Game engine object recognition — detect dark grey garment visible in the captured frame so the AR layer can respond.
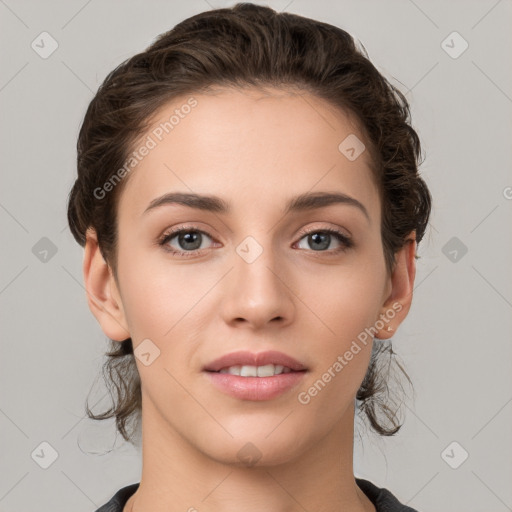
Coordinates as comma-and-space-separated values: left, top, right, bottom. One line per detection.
94, 478, 419, 512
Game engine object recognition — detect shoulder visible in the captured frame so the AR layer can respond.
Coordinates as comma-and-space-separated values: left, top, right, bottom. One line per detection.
93, 483, 140, 512
356, 478, 420, 512
93, 479, 417, 512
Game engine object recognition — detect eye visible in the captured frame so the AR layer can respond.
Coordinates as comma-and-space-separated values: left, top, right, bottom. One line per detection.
158, 226, 216, 257
157, 225, 354, 258
295, 227, 353, 254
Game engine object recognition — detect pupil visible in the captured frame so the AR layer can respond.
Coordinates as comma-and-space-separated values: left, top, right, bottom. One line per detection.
180, 231, 201, 250
310, 232, 329, 251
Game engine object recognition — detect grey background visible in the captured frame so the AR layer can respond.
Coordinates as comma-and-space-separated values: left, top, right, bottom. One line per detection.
0, 0, 511, 511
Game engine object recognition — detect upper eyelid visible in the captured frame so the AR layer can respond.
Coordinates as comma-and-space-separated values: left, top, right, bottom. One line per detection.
161, 223, 349, 236
162, 225, 214, 239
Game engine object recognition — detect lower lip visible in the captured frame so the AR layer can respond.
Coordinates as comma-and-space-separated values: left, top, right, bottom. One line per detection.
204, 371, 307, 401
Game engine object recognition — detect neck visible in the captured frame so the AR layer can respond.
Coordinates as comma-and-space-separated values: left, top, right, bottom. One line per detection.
126, 397, 374, 512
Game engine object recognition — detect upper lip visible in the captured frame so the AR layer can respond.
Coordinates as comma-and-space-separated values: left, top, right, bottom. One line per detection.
203, 350, 308, 372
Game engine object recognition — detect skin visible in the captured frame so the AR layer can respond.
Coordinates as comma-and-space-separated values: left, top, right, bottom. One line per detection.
83, 87, 416, 512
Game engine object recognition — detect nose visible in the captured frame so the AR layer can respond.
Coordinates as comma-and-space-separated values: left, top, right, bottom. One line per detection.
220, 238, 295, 330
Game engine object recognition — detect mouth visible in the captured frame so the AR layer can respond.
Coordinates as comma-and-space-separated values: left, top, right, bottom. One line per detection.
203, 350, 308, 401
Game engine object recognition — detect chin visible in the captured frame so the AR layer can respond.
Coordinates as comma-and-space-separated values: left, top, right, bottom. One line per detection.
200, 431, 308, 469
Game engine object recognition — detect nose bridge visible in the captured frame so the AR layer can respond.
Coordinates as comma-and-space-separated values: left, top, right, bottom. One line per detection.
235, 231, 282, 298
222, 229, 294, 327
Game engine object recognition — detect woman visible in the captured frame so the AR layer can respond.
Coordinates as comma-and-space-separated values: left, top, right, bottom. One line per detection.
67, 3, 431, 511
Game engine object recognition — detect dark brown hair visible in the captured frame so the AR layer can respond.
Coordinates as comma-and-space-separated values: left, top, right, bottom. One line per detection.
67, 2, 431, 443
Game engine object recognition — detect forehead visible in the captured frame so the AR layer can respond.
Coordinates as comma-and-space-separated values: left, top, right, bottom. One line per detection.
118, 87, 379, 222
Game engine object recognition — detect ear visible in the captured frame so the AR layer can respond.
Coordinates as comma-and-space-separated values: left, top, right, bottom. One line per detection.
83, 228, 130, 341
376, 231, 417, 339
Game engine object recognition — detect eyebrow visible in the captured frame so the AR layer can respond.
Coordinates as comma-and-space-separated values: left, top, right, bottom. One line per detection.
143, 191, 370, 222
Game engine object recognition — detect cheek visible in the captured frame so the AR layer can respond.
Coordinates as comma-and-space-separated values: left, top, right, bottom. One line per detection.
117, 251, 217, 349
115, 248, 177, 342
295, 271, 381, 413
296, 259, 386, 397
300, 262, 386, 343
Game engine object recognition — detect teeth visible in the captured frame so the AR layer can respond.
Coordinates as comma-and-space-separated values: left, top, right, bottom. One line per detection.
257, 364, 274, 377
227, 365, 241, 375
218, 364, 292, 376
241, 365, 258, 377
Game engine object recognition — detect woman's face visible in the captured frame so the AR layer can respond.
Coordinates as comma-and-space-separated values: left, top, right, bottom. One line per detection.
94, 87, 412, 465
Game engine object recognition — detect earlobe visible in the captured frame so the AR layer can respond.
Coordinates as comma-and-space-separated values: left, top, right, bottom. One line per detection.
83, 228, 130, 341
377, 232, 417, 339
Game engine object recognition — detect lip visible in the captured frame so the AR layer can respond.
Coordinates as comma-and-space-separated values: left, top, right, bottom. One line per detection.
203, 350, 307, 372
204, 371, 306, 401
202, 350, 308, 401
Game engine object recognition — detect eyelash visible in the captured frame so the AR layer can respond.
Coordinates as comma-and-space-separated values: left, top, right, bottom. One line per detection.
157, 225, 354, 258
